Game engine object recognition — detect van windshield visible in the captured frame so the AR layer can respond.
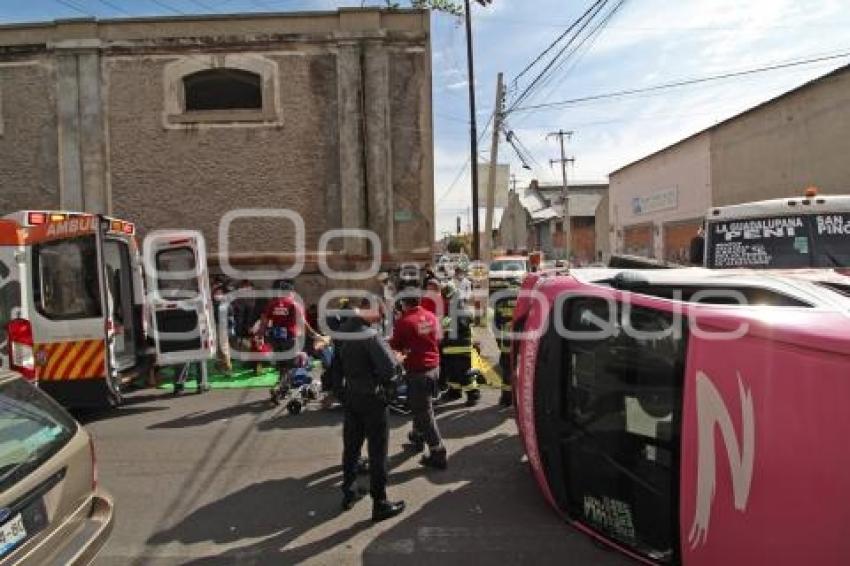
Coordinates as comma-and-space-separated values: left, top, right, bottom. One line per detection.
706, 213, 850, 269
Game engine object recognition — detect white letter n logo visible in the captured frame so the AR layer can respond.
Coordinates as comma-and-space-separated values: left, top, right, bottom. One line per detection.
688, 371, 755, 549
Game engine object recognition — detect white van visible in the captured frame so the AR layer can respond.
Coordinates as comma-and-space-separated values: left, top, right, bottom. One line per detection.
0, 211, 215, 407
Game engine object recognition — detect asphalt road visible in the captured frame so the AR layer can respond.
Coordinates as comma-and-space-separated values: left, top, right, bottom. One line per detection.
79, 385, 628, 566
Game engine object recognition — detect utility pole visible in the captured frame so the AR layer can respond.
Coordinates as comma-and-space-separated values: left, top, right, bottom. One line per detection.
483, 72, 505, 263
464, 0, 480, 260
548, 130, 575, 262
510, 173, 517, 193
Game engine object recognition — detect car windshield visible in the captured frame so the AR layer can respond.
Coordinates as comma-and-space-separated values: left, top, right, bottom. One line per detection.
0, 378, 76, 492
490, 260, 526, 272
706, 213, 850, 269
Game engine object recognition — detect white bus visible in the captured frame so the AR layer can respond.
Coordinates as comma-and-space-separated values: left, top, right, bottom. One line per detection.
692, 189, 850, 270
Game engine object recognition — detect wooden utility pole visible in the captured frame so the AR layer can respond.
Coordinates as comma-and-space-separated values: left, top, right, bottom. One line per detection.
483, 72, 505, 263
548, 130, 575, 262
464, 0, 480, 260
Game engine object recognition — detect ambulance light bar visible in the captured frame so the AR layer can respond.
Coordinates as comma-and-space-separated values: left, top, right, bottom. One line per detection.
109, 220, 136, 236
26, 211, 72, 226
26, 212, 47, 226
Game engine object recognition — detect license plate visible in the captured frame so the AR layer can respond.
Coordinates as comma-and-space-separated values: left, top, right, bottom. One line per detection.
0, 513, 27, 556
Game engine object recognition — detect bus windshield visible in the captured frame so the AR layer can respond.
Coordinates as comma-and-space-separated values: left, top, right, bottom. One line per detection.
705, 212, 850, 269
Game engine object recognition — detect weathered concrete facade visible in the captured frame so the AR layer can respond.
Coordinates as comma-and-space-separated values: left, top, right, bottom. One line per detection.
609, 132, 711, 260
0, 9, 433, 259
609, 65, 850, 261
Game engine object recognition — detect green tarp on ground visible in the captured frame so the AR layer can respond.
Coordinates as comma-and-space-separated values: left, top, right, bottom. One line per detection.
157, 361, 279, 391
156, 359, 324, 391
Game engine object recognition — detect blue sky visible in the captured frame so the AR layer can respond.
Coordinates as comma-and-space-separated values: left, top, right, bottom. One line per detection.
3, 0, 850, 237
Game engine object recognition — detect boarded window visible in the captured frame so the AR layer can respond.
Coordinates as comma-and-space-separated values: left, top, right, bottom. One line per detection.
183, 69, 262, 112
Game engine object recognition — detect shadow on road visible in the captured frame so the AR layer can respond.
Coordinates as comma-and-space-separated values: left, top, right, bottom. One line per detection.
146, 397, 274, 430
73, 392, 172, 424
143, 427, 609, 566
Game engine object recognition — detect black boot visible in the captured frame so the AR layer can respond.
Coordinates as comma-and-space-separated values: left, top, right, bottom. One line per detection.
499, 390, 513, 407
420, 447, 448, 470
372, 499, 405, 522
173, 382, 185, 396
341, 488, 365, 511
465, 389, 481, 407
403, 431, 425, 453
443, 388, 462, 402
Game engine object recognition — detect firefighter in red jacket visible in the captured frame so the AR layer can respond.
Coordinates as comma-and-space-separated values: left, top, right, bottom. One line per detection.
390, 290, 447, 470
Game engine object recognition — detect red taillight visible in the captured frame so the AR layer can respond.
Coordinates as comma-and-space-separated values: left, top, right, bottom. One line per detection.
7, 318, 35, 380
89, 435, 98, 490
27, 212, 46, 226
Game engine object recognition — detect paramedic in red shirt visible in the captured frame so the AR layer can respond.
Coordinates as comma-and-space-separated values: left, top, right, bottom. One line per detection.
390, 290, 447, 470
260, 279, 321, 401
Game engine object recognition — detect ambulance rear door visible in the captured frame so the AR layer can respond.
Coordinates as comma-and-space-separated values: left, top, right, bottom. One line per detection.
142, 230, 215, 366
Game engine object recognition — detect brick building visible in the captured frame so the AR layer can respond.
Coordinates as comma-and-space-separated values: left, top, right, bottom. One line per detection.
0, 8, 434, 274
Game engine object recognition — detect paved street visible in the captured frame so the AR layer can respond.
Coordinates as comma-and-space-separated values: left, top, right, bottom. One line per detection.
79, 385, 628, 565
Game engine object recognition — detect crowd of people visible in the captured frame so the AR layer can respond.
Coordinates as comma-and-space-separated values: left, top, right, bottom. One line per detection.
191, 265, 488, 522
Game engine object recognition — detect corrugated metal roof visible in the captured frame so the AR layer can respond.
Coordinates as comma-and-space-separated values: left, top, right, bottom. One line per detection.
530, 207, 559, 222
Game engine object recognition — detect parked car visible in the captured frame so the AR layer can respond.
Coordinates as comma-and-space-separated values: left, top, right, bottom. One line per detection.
0, 370, 113, 565
487, 255, 529, 296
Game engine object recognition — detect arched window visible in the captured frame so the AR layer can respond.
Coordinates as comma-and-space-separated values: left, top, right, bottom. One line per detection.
183, 68, 262, 112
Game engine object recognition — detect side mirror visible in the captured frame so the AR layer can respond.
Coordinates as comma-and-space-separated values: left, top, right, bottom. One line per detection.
689, 235, 705, 265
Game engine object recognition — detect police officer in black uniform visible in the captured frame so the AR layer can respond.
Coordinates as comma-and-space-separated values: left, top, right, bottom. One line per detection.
333, 300, 406, 522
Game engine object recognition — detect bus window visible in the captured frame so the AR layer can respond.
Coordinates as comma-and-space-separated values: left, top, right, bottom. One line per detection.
706, 213, 850, 269
812, 213, 850, 267
706, 215, 812, 269
560, 297, 685, 563
33, 236, 102, 320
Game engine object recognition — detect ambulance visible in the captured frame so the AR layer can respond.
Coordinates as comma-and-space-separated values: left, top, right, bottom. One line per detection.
0, 210, 215, 408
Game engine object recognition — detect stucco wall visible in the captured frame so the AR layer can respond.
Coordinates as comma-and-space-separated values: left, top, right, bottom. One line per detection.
711, 69, 850, 205
0, 60, 59, 212
106, 51, 339, 254
389, 47, 432, 253
609, 132, 711, 258
595, 193, 609, 262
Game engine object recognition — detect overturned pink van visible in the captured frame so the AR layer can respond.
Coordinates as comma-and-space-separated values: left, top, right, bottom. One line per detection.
512, 268, 850, 565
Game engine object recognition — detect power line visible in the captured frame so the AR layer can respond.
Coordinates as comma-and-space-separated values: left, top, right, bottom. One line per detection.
52, 0, 92, 16
436, 112, 494, 205
95, 0, 133, 16
511, 50, 850, 113
510, 0, 606, 88
147, 0, 184, 15
522, 0, 627, 116
508, 0, 611, 112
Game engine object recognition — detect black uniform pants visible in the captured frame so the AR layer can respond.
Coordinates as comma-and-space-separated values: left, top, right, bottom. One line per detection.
407, 368, 444, 450
342, 393, 389, 502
